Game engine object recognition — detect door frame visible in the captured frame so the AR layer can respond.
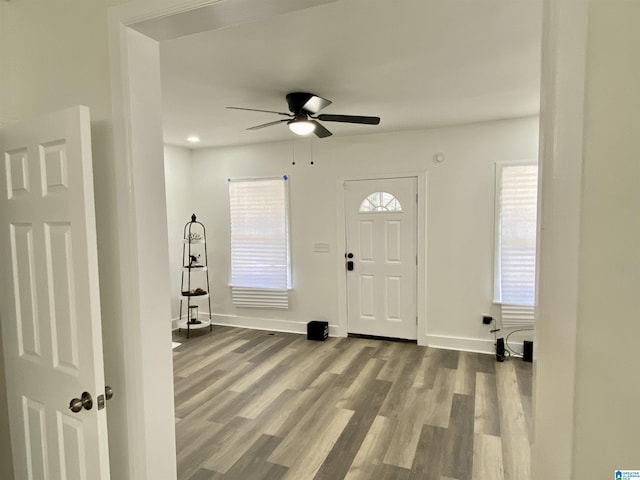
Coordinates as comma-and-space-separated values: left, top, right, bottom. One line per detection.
336, 172, 427, 346
107, 15, 177, 480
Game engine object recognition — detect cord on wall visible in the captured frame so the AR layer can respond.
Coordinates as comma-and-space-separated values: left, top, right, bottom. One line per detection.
505, 327, 534, 357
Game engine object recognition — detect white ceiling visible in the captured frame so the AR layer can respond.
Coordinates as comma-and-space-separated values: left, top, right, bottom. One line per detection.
158, 0, 542, 149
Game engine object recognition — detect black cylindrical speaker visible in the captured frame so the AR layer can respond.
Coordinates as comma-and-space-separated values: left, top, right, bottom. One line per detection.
496, 338, 505, 362
523, 340, 533, 362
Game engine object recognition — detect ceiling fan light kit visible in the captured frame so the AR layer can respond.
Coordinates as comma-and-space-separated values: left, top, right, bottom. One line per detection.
227, 92, 381, 138
288, 119, 316, 135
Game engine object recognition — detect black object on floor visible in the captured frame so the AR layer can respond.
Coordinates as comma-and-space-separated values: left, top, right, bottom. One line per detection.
523, 340, 533, 362
496, 338, 506, 362
307, 321, 328, 341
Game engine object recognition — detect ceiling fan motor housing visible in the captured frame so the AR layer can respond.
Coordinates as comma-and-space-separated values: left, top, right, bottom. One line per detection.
291, 112, 310, 123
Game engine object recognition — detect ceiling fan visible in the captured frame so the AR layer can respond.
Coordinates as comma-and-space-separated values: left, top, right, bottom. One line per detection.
227, 92, 381, 138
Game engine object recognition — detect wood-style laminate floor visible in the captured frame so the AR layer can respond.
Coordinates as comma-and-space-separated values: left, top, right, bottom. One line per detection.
173, 326, 532, 480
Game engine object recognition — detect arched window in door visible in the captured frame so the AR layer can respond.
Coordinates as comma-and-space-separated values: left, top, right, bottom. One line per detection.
359, 191, 403, 213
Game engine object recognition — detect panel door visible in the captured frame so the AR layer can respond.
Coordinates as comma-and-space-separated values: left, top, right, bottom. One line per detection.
0, 106, 110, 479
345, 177, 417, 340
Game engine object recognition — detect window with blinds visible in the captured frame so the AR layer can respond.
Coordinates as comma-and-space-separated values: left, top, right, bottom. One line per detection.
494, 162, 538, 314
228, 176, 291, 308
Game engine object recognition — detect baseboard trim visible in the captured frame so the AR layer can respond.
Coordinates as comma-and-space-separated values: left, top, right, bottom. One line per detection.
425, 335, 495, 355
213, 314, 308, 335
172, 314, 341, 337
170, 317, 514, 356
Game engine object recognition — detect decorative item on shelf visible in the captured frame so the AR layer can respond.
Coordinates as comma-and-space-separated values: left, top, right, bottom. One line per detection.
178, 213, 213, 338
188, 305, 200, 325
188, 254, 201, 267
181, 288, 207, 296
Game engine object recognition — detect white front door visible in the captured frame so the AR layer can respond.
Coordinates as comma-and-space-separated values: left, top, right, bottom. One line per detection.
345, 177, 418, 340
0, 106, 110, 479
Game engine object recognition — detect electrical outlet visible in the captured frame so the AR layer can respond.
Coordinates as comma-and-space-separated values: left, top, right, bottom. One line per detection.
482, 315, 493, 325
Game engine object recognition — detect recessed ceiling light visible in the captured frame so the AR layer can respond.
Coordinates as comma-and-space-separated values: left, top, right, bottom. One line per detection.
187, 135, 200, 143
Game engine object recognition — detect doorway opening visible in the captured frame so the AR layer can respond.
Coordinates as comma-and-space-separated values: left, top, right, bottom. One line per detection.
108, 0, 564, 477
343, 177, 419, 340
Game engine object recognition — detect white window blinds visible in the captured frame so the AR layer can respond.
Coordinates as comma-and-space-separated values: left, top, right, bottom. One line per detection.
495, 163, 538, 308
228, 176, 291, 308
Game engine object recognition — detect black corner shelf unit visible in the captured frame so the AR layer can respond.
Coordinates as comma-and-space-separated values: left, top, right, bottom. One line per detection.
178, 214, 213, 338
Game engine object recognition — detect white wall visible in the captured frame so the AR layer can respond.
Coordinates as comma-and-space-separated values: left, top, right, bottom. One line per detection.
164, 145, 194, 319
532, 1, 640, 478
165, 116, 539, 351
571, 1, 640, 476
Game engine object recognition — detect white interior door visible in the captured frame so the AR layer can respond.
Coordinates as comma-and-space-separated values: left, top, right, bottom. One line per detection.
0, 106, 110, 479
345, 177, 418, 340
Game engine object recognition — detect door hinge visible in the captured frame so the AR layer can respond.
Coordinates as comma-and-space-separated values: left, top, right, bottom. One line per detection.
416, 193, 418, 204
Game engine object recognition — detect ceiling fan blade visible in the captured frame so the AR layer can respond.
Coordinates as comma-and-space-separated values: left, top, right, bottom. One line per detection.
301, 95, 332, 114
316, 114, 380, 125
311, 120, 332, 138
227, 106, 291, 116
286, 92, 332, 114
246, 119, 289, 130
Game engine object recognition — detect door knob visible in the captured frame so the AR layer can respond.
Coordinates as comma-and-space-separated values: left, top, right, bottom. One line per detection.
346, 252, 355, 271
105, 385, 114, 401
69, 392, 93, 413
